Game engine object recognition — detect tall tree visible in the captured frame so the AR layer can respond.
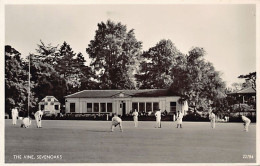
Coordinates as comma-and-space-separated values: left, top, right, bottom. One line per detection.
74, 52, 97, 91
56, 42, 97, 93
5, 45, 35, 115
86, 20, 142, 89
136, 39, 181, 89
238, 72, 256, 90
171, 47, 226, 111
29, 53, 67, 107
34, 40, 59, 65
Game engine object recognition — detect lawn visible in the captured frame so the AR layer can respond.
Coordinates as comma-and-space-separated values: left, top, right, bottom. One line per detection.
5, 119, 256, 163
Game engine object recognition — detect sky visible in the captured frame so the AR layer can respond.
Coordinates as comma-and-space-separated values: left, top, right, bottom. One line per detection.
5, 4, 256, 87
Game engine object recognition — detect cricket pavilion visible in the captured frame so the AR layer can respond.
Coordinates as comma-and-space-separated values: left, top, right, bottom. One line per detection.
64, 89, 188, 116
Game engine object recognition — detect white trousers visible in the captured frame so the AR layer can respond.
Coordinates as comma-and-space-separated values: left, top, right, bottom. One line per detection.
244, 122, 250, 131
156, 118, 161, 127
35, 116, 42, 128
211, 120, 215, 128
177, 119, 182, 125
133, 117, 138, 127
12, 115, 17, 125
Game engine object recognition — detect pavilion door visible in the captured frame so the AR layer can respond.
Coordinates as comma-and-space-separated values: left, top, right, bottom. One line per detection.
122, 103, 126, 116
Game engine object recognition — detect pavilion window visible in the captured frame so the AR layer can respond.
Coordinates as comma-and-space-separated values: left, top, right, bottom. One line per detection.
107, 103, 112, 112
100, 103, 106, 112
139, 103, 145, 112
70, 103, 75, 113
132, 102, 138, 111
94, 103, 99, 112
170, 102, 177, 112
87, 103, 92, 112
146, 102, 152, 112
153, 102, 159, 112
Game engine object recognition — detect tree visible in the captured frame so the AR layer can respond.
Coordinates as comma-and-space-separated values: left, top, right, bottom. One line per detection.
170, 47, 226, 111
29, 53, 67, 107
5, 45, 35, 115
56, 41, 97, 93
34, 40, 59, 65
238, 72, 256, 90
72, 52, 97, 91
136, 39, 181, 89
86, 20, 142, 89
31, 41, 96, 105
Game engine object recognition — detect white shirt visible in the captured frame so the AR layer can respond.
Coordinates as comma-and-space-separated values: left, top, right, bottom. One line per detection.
177, 112, 183, 119
132, 112, 138, 117
155, 111, 161, 119
209, 113, 215, 120
35, 110, 43, 119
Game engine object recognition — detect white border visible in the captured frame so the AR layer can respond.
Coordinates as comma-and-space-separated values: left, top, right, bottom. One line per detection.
1, 0, 259, 166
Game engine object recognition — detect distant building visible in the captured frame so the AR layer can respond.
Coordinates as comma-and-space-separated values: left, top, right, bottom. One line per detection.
227, 87, 256, 117
227, 87, 256, 104
64, 89, 187, 116
38, 96, 61, 115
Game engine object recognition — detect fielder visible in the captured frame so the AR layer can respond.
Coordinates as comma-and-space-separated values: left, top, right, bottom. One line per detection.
176, 111, 183, 128
209, 111, 216, 129
111, 113, 123, 132
11, 107, 19, 125
21, 117, 31, 128
241, 115, 251, 132
34, 109, 43, 128
132, 109, 138, 127
155, 109, 162, 128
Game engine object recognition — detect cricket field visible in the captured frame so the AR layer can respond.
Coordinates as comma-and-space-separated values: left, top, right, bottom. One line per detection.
5, 119, 256, 163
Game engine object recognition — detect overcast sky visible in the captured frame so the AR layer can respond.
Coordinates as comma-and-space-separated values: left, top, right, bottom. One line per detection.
5, 4, 256, 87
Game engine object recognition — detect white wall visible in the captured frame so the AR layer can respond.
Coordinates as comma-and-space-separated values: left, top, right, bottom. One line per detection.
65, 96, 182, 114
39, 97, 60, 114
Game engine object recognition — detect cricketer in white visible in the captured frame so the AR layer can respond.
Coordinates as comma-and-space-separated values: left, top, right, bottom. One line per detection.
132, 109, 138, 127
111, 113, 123, 132
11, 107, 19, 125
155, 109, 161, 128
34, 109, 43, 128
241, 115, 251, 132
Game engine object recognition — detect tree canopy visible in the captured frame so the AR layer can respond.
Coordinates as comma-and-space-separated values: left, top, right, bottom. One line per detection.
170, 47, 226, 111
136, 39, 181, 89
5, 19, 233, 116
238, 72, 256, 90
86, 20, 142, 89
5, 46, 32, 115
